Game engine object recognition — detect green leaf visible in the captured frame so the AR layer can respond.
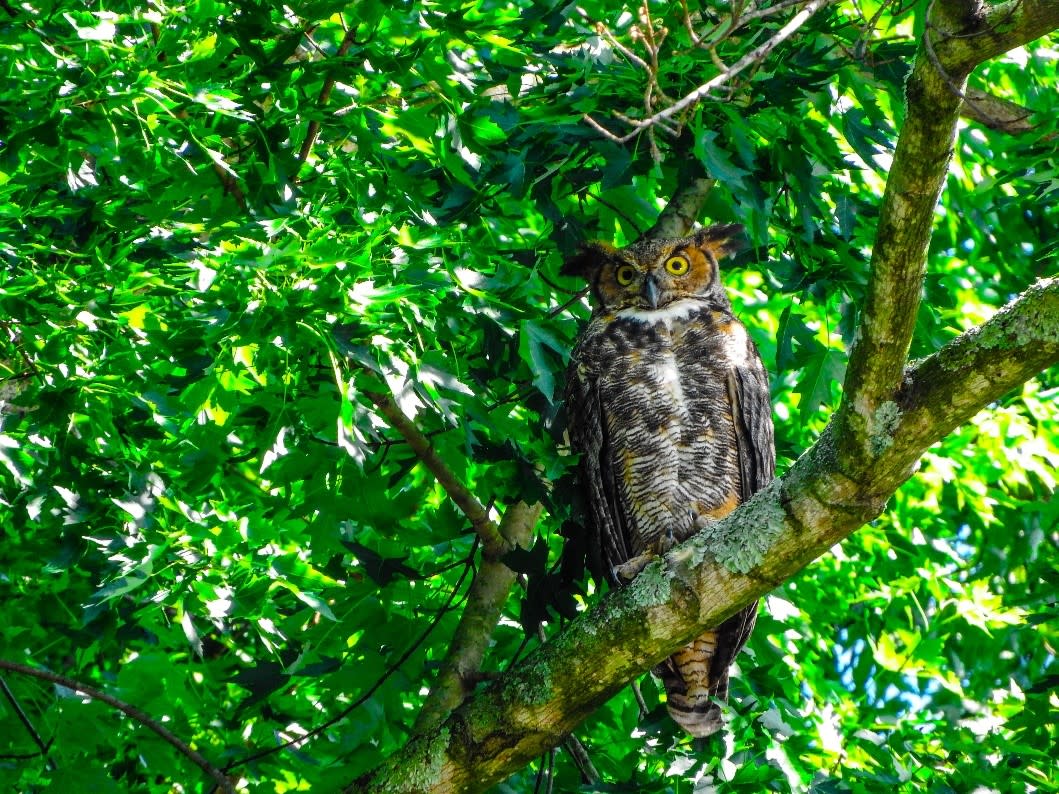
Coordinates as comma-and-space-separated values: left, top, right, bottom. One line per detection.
519, 319, 567, 403
795, 348, 846, 422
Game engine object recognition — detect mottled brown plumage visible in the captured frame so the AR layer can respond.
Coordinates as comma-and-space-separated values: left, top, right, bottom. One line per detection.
564, 224, 775, 737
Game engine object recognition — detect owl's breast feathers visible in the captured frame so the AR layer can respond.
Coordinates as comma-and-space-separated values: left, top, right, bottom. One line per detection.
570, 299, 762, 559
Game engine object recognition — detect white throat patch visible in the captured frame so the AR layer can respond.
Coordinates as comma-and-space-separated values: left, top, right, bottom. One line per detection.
614, 298, 704, 326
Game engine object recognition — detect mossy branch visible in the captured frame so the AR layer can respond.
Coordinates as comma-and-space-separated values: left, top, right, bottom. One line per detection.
933, 0, 1059, 76
837, 0, 1057, 469
412, 500, 542, 736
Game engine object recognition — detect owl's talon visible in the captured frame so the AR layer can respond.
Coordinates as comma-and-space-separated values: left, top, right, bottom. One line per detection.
657, 531, 676, 554
613, 552, 655, 583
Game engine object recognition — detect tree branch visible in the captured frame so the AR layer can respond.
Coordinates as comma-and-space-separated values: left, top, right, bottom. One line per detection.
0, 674, 53, 763
933, 0, 1059, 76
412, 500, 542, 735
644, 140, 715, 239
364, 389, 509, 556
348, 278, 1059, 794
587, 0, 839, 142
0, 659, 232, 793
961, 88, 1041, 135
297, 25, 361, 168
836, 0, 1056, 469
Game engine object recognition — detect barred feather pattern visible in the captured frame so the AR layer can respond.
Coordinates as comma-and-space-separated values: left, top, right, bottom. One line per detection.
564, 227, 775, 738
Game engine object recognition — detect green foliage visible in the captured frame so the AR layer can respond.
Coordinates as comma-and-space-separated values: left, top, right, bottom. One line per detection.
0, 0, 1056, 791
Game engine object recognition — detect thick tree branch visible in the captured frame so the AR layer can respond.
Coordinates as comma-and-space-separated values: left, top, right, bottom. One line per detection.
364, 390, 509, 556
0, 659, 232, 793
839, 9, 965, 464
412, 500, 542, 735
933, 0, 1059, 76
896, 278, 1059, 459
349, 279, 1059, 794
838, 0, 1058, 468
961, 88, 1039, 135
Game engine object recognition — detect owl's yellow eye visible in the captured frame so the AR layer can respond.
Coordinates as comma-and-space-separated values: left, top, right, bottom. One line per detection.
665, 255, 690, 276
615, 265, 637, 286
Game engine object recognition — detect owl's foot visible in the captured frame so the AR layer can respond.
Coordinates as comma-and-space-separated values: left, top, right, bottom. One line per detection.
691, 509, 714, 531
612, 552, 656, 583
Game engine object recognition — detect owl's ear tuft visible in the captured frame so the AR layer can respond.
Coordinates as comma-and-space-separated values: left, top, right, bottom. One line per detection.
691, 224, 746, 261
561, 242, 617, 280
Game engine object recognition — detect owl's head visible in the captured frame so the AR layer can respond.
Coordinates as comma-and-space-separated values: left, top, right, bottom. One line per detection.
562, 224, 745, 314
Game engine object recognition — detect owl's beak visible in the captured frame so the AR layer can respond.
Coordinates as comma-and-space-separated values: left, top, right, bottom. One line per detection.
643, 274, 660, 309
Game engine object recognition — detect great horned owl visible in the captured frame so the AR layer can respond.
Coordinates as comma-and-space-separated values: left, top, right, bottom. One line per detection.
563, 224, 775, 737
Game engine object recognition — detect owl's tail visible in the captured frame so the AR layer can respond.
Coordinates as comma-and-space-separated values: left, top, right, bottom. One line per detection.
655, 602, 758, 737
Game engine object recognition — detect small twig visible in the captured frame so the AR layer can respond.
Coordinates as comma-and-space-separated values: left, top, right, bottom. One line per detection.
587, 192, 645, 237
225, 550, 476, 771
581, 112, 625, 143
631, 678, 650, 719
363, 389, 509, 556
0, 659, 232, 792
679, 0, 705, 46
588, 18, 651, 71
0, 675, 54, 766
704, 0, 811, 41
546, 286, 591, 319
297, 25, 361, 167
562, 735, 600, 785
960, 89, 1040, 136
536, 269, 582, 297
588, 0, 837, 142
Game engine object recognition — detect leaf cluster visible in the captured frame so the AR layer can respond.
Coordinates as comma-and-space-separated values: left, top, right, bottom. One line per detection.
0, 0, 1056, 791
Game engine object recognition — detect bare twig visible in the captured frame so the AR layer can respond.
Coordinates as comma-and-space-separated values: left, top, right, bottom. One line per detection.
562, 735, 600, 785
961, 89, 1040, 135
587, 0, 838, 142
0, 675, 54, 765
545, 286, 592, 319
363, 389, 509, 556
0, 659, 232, 793
297, 25, 361, 168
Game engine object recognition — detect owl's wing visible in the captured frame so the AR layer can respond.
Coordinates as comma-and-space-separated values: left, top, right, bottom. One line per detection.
564, 360, 632, 586
705, 347, 777, 684
727, 350, 776, 499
